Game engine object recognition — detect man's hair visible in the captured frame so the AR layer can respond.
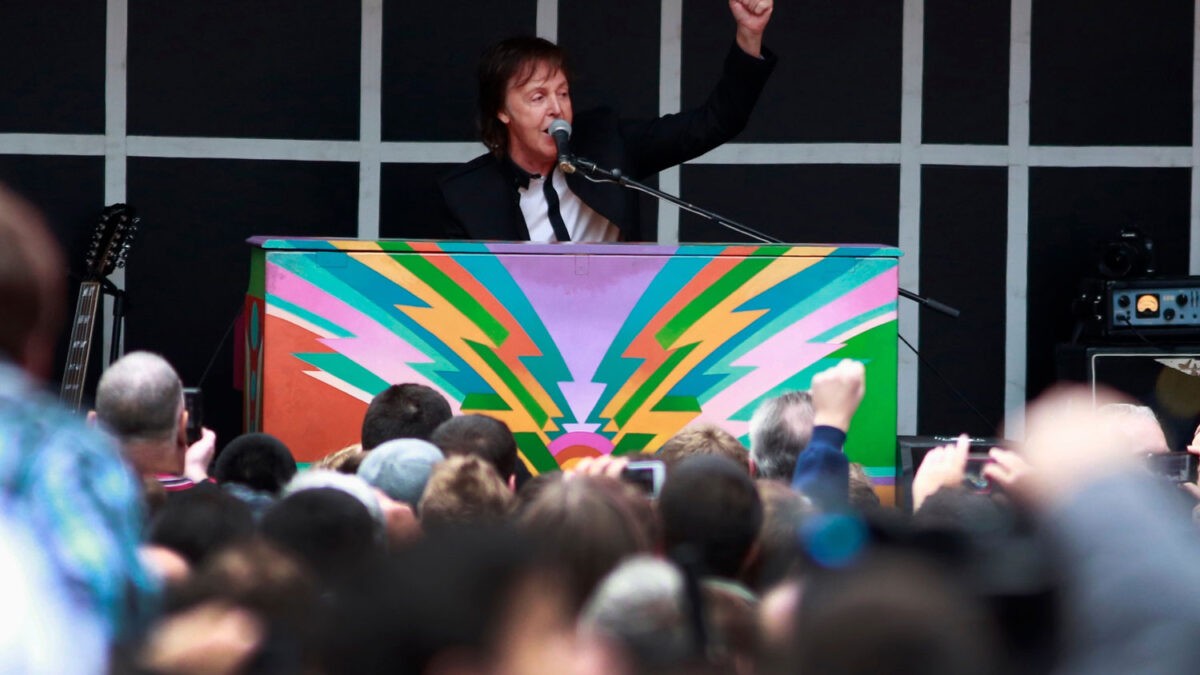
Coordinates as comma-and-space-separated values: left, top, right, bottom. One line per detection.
361, 383, 452, 449
95, 351, 184, 444
477, 36, 572, 158
418, 456, 515, 533
1098, 402, 1169, 452
847, 462, 881, 512
0, 183, 64, 365
579, 556, 692, 669
261, 487, 383, 589
657, 423, 750, 474
748, 479, 814, 591
658, 455, 763, 580
431, 414, 518, 480
147, 487, 255, 567
518, 475, 655, 611
212, 432, 297, 494
748, 391, 815, 480
314, 443, 366, 474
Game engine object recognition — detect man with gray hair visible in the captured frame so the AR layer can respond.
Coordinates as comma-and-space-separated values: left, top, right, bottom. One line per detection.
748, 390, 815, 480
1098, 402, 1171, 454
95, 351, 214, 494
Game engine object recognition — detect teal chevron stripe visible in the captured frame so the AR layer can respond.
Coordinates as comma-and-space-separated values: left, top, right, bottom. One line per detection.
809, 302, 897, 343
614, 343, 698, 427
270, 254, 493, 401
464, 339, 549, 428
292, 352, 390, 398
656, 256, 773, 350
454, 254, 575, 426
386, 244, 509, 348
266, 293, 354, 338
588, 256, 711, 430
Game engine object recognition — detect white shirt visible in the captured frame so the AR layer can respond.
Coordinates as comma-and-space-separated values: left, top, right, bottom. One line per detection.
519, 168, 619, 243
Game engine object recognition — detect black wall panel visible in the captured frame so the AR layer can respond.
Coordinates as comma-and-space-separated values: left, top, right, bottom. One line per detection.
1030, 0, 1192, 146
918, 166, 1008, 436
1027, 168, 1191, 400
0, 155, 105, 395
0, 2, 105, 134
682, 0, 902, 143
559, 2, 660, 121
126, 158, 358, 449
678, 164, 899, 245
380, 163, 458, 239
129, 0, 361, 139
381, 0, 536, 141
923, 0, 1009, 145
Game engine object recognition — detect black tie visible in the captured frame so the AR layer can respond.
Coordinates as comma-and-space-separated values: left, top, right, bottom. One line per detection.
541, 168, 571, 242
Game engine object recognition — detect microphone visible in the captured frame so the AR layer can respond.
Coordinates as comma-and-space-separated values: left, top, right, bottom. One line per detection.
548, 118, 575, 174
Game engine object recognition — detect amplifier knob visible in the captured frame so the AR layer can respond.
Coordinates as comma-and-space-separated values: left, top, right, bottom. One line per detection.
1179, 294, 1189, 306
1165, 308, 1176, 321
1118, 295, 1131, 308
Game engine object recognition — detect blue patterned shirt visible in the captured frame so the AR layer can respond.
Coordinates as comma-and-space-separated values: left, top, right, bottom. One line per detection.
0, 361, 159, 644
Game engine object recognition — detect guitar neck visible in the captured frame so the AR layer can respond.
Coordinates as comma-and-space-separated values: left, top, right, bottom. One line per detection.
59, 281, 103, 411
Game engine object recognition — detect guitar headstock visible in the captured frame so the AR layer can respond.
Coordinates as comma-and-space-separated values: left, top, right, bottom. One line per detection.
85, 203, 139, 280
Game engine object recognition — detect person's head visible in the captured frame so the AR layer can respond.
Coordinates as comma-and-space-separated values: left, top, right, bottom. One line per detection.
314, 443, 365, 474
418, 455, 515, 533
518, 475, 655, 611
747, 479, 814, 592
847, 462, 881, 511
477, 36, 573, 170
748, 391, 815, 479
0, 183, 64, 378
318, 528, 580, 675
356, 438, 444, 508
94, 351, 187, 475
361, 383, 452, 449
579, 555, 692, 672
283, 469, 385, 528
212, 433, 297, 494
148, 488, 255, 567
788, 552, 998, 675
658, 455, 763, 580
431, 414, 519, 486
1098, 402, 1170, 454
260, 488, 382, 589
657, 423, 751, 475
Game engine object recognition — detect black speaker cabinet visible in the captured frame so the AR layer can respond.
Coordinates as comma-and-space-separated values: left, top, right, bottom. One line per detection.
896, 435, 1005, 513
1056, 344, 1200, 452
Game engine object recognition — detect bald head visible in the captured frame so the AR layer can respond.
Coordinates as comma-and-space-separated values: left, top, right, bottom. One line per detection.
96, 351, 184, 445
0, 183, 65, 377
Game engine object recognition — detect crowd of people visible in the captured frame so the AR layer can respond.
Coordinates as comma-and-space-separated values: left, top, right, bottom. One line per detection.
7, 180, 1200, 675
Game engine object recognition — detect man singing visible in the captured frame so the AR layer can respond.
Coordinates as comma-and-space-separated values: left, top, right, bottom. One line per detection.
439, 0, 776, 242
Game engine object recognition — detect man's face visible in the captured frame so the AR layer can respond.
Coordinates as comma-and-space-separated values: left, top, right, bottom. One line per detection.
498, 62, 572, 173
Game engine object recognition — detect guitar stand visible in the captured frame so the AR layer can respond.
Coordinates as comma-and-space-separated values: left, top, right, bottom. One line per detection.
99, 278, 127, 365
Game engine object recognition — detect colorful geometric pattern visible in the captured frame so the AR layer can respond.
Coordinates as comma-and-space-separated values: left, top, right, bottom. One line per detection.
244, 239, 899, 483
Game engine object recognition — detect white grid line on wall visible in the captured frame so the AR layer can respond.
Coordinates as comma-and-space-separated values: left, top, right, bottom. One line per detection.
1005, 0, 1033, 439
897, 0, 924, 436
358, 0, 384, 240
657, 0, 684, 245
102, 0, 129, 368
4, 0, 1199, 428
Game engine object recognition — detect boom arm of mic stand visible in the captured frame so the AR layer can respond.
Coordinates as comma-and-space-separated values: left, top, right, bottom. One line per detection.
572, 158, 783, 245
570, 155, 960, 318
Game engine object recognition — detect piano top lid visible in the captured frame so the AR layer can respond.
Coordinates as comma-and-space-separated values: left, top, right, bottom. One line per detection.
247, 237, 902, 258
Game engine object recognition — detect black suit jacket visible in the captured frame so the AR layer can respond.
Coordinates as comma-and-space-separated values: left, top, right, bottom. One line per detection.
438, 43, 776, 242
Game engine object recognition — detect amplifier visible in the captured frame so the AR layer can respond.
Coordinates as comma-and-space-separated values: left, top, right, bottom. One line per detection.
1104, 277, 1200, 334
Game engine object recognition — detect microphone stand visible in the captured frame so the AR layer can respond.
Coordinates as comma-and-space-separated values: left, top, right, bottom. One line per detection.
567, 154, 961, 318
